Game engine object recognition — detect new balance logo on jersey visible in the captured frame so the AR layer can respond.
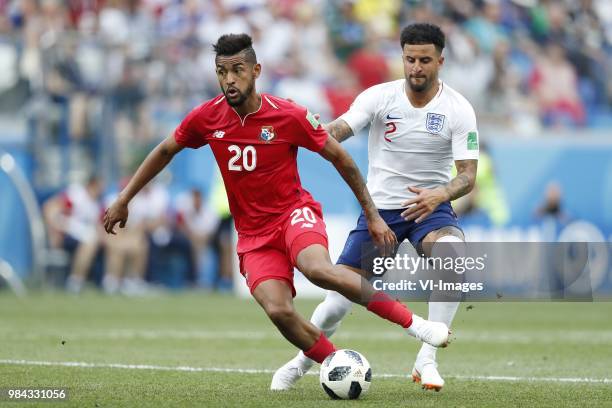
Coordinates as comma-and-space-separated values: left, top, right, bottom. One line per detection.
426, 113, 445, 134
213, 130, 225, 138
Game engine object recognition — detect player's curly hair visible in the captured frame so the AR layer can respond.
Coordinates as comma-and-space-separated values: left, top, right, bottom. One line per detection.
213, 33, 257, 64
400, 23, 445, 53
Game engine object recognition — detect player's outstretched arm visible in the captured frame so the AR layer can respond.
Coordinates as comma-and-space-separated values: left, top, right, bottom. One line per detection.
401, 159, 477, 223
319, 135, 397, 254
103, 134, 184, 234
324, 118, 354, 143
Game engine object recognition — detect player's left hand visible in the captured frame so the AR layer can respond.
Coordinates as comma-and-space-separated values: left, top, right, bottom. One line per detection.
367, 215, 398, 256
401, 186, 448, 223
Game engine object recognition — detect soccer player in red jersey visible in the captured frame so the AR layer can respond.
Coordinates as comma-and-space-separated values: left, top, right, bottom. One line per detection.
103, 34, 449, 370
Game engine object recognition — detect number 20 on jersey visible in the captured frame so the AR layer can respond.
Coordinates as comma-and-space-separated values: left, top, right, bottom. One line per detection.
228, 145, 257, 171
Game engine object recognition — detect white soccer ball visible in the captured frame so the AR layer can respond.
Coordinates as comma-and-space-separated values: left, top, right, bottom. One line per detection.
320, 349, 371, 399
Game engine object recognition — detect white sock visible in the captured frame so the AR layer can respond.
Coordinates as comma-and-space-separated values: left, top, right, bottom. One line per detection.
296, 290, 352, 366
418, 236, 463, 363
417, 301, 460, 362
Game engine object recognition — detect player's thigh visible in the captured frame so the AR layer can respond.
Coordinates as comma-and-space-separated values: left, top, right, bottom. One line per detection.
239, 247, 296, 297
293, 243, 335, 283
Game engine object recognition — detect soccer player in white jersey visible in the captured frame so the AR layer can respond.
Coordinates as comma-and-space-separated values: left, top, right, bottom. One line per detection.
272, 23, 478, 392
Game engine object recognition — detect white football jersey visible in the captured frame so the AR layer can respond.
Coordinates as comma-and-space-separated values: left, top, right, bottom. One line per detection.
340, 79, 479, 209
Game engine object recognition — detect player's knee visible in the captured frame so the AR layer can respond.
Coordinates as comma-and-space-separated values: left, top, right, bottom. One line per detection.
265, 303, 296, 327
432, 235, 466, 259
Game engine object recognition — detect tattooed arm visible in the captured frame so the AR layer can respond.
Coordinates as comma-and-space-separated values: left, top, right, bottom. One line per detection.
323, 118, 354, 143
400, 160, 478, 223
443, 160, 478, 201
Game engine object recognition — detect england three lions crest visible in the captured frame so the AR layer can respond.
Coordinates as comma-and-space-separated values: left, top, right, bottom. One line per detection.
426, 113, 445, 134
260, 126, 275, 142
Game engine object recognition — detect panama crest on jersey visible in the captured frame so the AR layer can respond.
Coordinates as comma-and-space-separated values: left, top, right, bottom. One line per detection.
260, 126, 275, 142
426, 112, 445, 134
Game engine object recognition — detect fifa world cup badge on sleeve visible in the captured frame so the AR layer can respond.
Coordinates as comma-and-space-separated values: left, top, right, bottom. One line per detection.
426, 112, 445, 134
260, 126, 275, 142
306, 110, 320, 129
467, 131, 479, 150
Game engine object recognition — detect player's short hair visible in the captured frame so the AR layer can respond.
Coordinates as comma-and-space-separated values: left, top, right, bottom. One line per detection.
400, 23, 445, 53
213, 33, 257, 64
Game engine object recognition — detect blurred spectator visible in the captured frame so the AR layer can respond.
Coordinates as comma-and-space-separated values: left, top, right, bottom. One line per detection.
442, 27, 495, 110
43, 176, 103, 293
535, 181, 570, 223
529, 42, 586, 126
175, 188, 219, 287
275, 68, 333, 121
464, 0, 508, 54
346, 30, 391, 90
291, 1, 335, 82
324, 64, 359, 119
102, 181, 150, 295
353, 0, 400, 39
139, 181, 192, 289
209, 172, 234, 291
326, 0, 366, 61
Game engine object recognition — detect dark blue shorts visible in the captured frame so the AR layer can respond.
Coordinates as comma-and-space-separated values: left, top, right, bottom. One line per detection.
336, 202, 461, 269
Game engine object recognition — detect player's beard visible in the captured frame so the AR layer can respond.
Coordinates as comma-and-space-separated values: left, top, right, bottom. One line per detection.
408, 75, 431, 93
224, 82, 254, 107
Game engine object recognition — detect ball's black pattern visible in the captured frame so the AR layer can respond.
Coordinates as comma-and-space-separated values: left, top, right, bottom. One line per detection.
328, 366, 351, 381
321, 383, 341, 399
347, 381, 362, 399
343, 350, 364, 365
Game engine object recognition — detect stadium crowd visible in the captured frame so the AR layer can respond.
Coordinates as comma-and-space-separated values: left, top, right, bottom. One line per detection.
0, 0, 610, 291
0, 0, 610, 171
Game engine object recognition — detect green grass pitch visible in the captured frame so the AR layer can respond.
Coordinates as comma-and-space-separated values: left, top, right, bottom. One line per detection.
1, 292, 611, 407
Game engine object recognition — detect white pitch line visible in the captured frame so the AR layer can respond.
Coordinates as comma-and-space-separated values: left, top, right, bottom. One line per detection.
3, 329, 612, 344
0, 359, 611, 384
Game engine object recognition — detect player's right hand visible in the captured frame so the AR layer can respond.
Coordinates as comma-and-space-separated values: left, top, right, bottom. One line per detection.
367, 215, 398, 257
103, 200, 129, 235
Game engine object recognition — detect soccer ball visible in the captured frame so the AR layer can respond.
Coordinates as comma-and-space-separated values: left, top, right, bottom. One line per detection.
320, 349, 371, 399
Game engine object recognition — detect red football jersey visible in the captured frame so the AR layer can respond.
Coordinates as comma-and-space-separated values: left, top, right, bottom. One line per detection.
174, 93, 329, 238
